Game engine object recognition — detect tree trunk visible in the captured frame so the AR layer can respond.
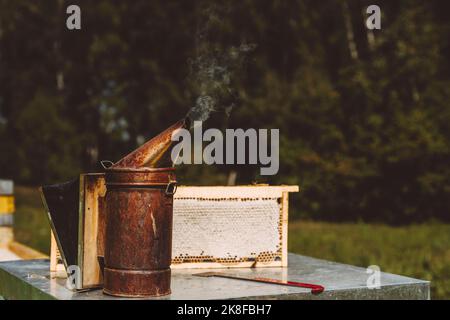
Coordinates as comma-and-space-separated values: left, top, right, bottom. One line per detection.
342, 1, 359, 61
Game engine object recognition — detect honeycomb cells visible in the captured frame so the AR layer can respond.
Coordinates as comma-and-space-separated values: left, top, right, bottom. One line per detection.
172, 197, 283, 265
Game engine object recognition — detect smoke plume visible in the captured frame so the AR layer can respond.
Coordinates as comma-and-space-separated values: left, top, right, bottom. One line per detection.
186, 3, 255, 127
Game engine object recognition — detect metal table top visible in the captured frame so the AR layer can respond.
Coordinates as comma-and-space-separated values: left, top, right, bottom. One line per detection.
0, 253, 429, 300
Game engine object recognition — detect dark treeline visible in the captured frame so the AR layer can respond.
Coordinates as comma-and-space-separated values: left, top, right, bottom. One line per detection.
0, 0, 449, 223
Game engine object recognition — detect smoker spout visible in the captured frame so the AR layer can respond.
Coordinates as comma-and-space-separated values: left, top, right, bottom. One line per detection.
112, 119, 187, 168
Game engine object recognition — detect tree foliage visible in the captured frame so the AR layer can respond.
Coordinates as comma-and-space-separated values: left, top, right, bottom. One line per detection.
0, 0, 449, 223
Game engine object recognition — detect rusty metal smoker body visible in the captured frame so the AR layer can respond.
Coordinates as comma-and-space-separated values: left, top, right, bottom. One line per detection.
103, 167, 176, 297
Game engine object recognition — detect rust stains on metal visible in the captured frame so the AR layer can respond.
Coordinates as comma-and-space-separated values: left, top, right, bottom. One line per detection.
103, 268, 171, 297
111, 119, 186, 169
103, 167, 175, 297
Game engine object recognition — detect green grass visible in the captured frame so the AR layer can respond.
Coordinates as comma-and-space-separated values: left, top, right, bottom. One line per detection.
289, 221, 450, 300
13, 186, 51, 255
10, 186, 450, 299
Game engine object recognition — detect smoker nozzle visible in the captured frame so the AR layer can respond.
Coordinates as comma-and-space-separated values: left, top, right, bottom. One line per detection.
111, 118, 187, 169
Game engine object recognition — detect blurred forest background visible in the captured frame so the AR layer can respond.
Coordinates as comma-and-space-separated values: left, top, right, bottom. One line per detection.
1, 0, 450, 299
1, 0, 449, 224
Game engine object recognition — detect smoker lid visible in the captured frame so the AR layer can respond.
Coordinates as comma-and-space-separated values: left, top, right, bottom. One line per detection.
104, 167, 176, 187
105, 167, 176, 172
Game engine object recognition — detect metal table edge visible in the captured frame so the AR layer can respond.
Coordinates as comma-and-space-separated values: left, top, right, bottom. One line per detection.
0, 259, 56, 300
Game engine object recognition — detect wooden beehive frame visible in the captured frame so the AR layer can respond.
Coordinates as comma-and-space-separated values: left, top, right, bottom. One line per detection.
171, 185, 298, 269
49, 184, 298, 288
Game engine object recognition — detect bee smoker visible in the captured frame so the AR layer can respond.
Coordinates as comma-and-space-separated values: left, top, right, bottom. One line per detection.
102, 120, 184, 297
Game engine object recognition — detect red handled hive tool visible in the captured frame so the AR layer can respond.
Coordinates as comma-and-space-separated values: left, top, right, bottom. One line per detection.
194, 272, 325, 294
